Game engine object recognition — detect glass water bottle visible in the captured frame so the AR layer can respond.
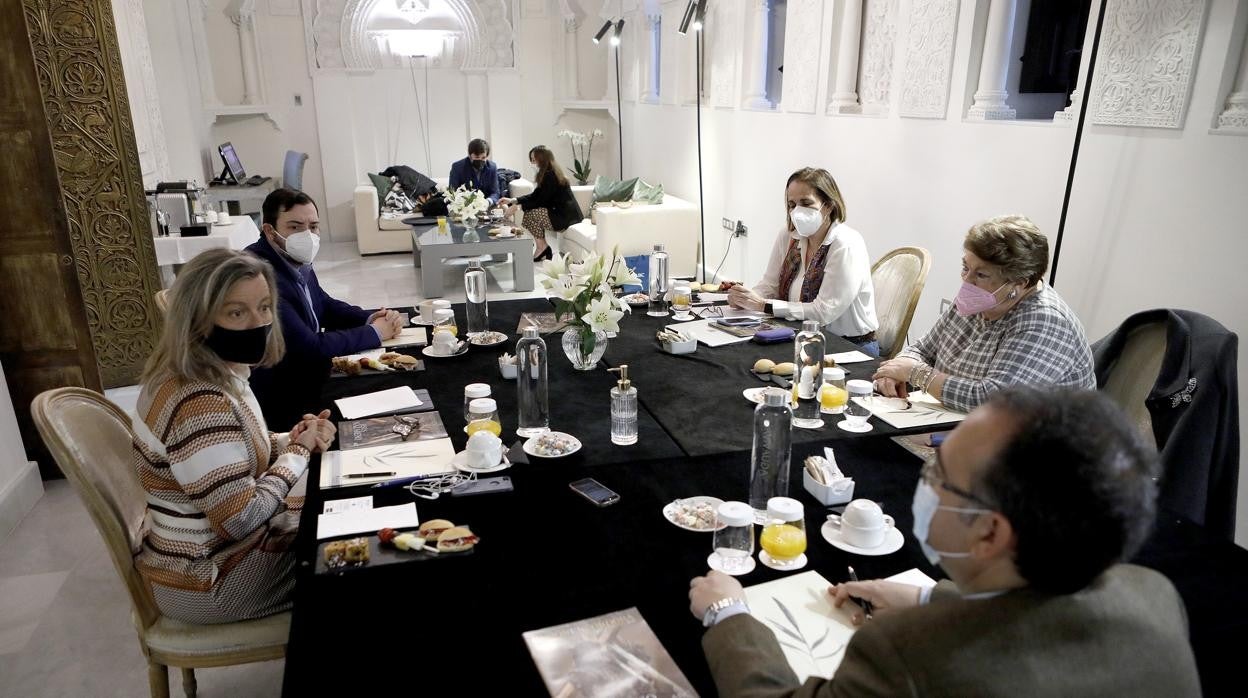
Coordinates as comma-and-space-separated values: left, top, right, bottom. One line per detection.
464, 259, 489, 335
516, 327, 550, 437
748, 388, 793, 523
792, 320, 825, 429
647, 244, 669, 317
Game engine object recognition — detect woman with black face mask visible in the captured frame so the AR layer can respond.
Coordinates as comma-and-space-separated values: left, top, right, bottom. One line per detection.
131, 249, 336, 624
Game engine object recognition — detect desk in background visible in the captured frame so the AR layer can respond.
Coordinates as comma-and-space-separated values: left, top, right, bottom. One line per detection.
151, 216, 259, 286
205, 180, 275, 217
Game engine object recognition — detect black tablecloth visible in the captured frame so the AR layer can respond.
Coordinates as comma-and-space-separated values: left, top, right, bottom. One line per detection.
284, 299, 1248, 697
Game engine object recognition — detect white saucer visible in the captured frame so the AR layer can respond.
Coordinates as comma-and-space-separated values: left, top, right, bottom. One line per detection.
522, 432, 582, 458
742, 387, 769, 405
820, 520, 904, 556
491, 231, 516, 239
422, 343, 468, 358
759, 551, 808, 571
451, 450, 510, 474
836, 419, 873, 433
467, 331, 508, 347
708, 552, 756, 576
662, 496, 726, 532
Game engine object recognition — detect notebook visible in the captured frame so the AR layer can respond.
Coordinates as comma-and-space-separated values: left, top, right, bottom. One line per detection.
318, 437, 456, 489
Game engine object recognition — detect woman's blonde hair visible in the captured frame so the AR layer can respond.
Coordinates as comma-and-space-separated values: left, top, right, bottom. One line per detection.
964, 215, 1050, 286
142, 249, 285, 392
785, 168, 847, 231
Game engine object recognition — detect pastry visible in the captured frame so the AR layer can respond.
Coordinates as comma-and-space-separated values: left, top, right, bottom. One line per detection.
701, 283, 719, 293
344, 537, 370, 563
772, 362, 796, 377
753, 359, 776, 374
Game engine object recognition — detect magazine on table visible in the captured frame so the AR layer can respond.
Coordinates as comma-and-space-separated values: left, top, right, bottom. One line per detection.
523, 607, 697, 697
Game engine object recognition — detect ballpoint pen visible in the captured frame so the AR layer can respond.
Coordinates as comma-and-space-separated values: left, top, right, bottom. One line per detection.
344, 471, 395, 479
847, 566, 874, 618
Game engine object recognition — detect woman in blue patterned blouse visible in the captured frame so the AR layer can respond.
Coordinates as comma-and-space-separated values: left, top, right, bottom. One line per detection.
873, 215, 1096, 412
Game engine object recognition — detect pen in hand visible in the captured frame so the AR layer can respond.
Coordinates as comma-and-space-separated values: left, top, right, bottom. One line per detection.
848, 566, 874, 618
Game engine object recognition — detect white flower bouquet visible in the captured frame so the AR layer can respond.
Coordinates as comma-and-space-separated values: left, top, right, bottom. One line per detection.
535, 245, 641, 361
442, 184, 490, 223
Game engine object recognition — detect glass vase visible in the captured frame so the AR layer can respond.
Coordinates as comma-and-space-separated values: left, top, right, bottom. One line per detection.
461, 216, 480, 243
561, 326, 608, 371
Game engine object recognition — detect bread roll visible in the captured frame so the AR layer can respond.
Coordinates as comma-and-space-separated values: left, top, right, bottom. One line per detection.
772, 362, 796, 376
753, 359, 775, 374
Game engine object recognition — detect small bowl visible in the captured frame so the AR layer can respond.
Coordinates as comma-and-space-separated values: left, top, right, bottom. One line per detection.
499, 360, 517, 379
660, 338, 697, 355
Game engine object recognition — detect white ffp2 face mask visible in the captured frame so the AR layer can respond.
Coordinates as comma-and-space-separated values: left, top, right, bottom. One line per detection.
278, 229, 320, 264
790, 206, 824, 238
911, 480, 990, 566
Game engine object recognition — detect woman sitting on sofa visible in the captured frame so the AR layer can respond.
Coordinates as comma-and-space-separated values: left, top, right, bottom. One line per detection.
500, 145, 584, 261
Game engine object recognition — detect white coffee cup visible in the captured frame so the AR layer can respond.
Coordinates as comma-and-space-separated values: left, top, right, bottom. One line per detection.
205, 210, 218, 224
828, 499, 894, 548
419, 299, 452, 324
465, 431, 503, 469
217, 212, 232, 225
432, 330, 458, 353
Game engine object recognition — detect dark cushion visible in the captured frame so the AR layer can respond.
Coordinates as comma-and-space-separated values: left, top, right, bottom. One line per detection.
381, 165, 438, 198
367, 173, 391, 214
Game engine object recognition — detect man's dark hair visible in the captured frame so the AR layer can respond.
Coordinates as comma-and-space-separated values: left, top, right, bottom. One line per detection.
262, 188, 317, 228
468, 138, 490, 156
976, 388, 1159, 594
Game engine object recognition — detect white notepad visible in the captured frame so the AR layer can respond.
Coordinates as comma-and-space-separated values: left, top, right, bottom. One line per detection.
851, 391, 967, 429
826, 350, 874, 364
318, 437, 456, 489
743, 571, 857, 681
381, 327, 427, 348
316, 502, 421, 540
665, 319, 752, 347
334, 386, 423, 419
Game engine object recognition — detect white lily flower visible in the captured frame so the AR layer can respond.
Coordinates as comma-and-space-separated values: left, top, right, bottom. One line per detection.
582, 295, 624, 334
609, 260, 641, 288
535, 254, 570, 288
550, 276, 587, 302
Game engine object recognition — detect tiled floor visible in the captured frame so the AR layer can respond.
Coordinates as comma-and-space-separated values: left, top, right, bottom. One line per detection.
0, 241, 547, 696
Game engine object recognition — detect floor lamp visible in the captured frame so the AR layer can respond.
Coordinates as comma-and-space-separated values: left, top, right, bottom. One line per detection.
594, 18, 626, 180
680, 1, 708, 282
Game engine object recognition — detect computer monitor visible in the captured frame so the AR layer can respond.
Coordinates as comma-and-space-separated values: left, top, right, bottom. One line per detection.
217, 142, 247, 184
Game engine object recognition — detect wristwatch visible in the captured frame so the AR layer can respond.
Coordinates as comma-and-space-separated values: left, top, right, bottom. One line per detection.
702, 596, 746, 627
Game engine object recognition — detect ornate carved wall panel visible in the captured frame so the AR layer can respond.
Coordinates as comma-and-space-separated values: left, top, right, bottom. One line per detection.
858, 0, 898, 115
706, 0, 742, 108
899, 0, 958, 119
22, 0, 163, 388
1089, 0, 1207, 129
779, 0, 823, 113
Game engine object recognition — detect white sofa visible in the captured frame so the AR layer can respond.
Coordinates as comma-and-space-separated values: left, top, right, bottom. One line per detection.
563, 194, 701, 277
353, 176, 449, 255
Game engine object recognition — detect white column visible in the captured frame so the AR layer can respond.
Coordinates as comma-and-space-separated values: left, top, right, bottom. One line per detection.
828, 0, 864, 114
642, 14, 661, 103
967, 0, 1017, 121
743, 0, 773, 110
1216, 36, 1248, 131
230, 8, 262, 105
563, 17, 580, 100
1054, 6, 1098, 122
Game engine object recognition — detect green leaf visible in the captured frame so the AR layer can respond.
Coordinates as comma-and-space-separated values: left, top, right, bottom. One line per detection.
580, 329, 596, 358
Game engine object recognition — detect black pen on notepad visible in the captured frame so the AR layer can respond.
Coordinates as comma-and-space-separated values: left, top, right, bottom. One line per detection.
344, 471, 395, 479
847, 566, 874, 618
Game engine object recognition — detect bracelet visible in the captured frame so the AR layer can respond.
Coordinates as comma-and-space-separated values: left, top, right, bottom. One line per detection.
909, 363, 934, 392
702, 596, 746, 627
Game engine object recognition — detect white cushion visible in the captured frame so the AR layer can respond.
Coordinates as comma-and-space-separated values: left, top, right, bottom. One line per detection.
144, 611, 290, 657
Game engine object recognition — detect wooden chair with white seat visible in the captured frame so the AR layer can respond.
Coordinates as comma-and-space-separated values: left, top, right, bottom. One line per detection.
31, 388, 290, 698
870, 247, 931, 359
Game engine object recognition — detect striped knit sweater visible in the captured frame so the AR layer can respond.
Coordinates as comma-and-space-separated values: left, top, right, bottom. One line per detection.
132, 367, 308, 602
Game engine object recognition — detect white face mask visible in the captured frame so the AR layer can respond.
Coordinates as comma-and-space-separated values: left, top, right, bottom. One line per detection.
911, 480, 990, 566
790, 206, 824, 238
278, 229, 320, 264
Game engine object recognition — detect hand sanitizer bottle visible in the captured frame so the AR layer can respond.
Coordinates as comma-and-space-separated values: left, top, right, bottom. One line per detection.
608, 365, 638, 445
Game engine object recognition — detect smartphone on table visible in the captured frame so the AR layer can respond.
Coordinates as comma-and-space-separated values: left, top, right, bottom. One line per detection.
569, 478, 620, 507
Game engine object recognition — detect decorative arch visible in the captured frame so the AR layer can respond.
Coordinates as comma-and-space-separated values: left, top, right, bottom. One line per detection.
307, 0, 514, 71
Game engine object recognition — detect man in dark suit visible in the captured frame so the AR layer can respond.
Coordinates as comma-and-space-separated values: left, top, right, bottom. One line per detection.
246, 189, 403, 429
689, 387, 1201, 697
447, 138, 500, 204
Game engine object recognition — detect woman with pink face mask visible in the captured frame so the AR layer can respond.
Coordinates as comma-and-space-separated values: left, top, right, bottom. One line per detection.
873, 215, 1095, 411
726, 167, 880, 356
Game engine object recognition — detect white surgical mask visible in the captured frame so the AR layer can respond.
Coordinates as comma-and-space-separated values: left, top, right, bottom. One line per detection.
790, 206, 824, 238
911, 480, 990, 565
278, 229, 320, 264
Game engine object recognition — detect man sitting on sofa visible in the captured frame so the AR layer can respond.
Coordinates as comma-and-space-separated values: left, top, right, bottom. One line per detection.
688, 386, 1200, 697
247, 188, 404, 428
448, 138, 500, 204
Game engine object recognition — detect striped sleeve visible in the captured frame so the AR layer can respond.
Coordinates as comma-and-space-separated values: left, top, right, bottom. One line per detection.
163, 389, 309, 542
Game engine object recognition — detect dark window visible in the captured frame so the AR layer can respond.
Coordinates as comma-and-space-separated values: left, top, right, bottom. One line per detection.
1018, 0, 1091, 95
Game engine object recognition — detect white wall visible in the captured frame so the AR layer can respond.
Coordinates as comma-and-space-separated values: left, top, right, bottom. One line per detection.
624, 0, 1248, 545
0, 368, 41, 545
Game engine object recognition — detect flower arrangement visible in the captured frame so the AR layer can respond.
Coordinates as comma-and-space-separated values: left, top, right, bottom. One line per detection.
442, 184, 489, 223
536, 245, 640, 365
558, 128, 605, 185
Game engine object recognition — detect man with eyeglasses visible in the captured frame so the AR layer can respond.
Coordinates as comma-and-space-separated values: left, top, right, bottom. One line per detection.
688, 387, 1200, 697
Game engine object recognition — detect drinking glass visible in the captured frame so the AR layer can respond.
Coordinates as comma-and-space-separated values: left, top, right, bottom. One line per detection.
433, 309, 458, 338
843, 379, 873, 429
671, 283, 692, 316
708, 502, 755, 575
821, 367, 848, 414
466, 398, 502, 436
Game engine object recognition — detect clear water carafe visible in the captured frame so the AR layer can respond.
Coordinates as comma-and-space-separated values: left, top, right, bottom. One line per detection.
792, 320, 825, 429
749, 388, 793, 523
464, 259, 489, 334
516, 327, 550, 437
647, 244, 669, 317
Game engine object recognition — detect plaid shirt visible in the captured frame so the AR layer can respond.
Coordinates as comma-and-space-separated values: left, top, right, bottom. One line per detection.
899, 282, 1095, 411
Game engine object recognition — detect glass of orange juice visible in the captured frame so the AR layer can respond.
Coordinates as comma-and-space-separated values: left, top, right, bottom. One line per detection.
466, 398, 502, 436
759, 497, 807, 570
821, 366, 848, 414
